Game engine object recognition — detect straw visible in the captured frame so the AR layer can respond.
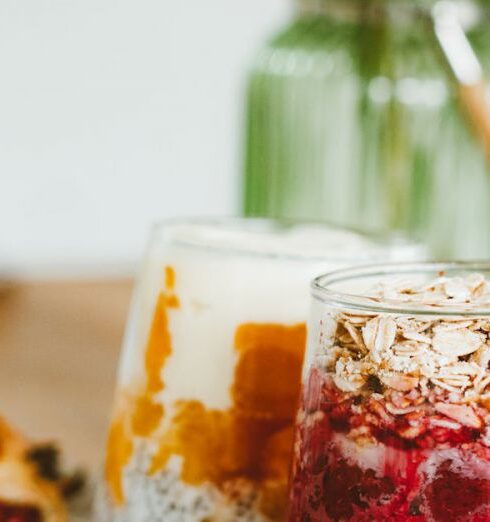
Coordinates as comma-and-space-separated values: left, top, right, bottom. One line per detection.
431, 0, 490, 164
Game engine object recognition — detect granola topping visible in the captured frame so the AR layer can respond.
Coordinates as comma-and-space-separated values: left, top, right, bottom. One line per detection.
321, 273, 490, 410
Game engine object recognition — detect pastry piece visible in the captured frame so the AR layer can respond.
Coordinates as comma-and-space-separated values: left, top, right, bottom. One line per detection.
0, 417, 83, 522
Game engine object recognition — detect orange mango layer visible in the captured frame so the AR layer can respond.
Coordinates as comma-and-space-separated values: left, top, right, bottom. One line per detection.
105, 267, 306, 521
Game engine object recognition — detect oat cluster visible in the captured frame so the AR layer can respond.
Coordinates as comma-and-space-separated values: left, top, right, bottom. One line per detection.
320, 273, 490, 428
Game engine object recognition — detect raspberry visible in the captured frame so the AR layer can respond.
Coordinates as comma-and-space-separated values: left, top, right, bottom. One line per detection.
290, 375, 490, 521
321, 459, 395, 520
425, 459, 490, 520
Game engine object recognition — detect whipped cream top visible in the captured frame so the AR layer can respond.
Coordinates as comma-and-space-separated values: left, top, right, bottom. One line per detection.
162, 222, 416, 261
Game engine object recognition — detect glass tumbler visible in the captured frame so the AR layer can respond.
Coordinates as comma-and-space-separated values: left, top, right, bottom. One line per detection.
289, 262, 490, 521
97, 219, 420, 522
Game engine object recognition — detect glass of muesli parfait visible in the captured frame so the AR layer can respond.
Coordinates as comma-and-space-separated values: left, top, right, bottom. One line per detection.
289, 262, 490, 522
96, 219, 420, 522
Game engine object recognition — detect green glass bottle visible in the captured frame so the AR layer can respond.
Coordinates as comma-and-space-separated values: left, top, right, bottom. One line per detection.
242, 0, 490, 258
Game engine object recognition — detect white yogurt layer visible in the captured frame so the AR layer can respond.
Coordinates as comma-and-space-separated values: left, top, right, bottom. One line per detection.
118, 221, 420, 410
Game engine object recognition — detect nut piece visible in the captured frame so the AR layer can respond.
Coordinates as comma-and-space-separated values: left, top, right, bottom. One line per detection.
333, 373, 365, 392
471, 344, 490, 369
380, 374, 419, 392
342, 321, 366, 351
432, 329, 483, 357
333, 359, 366, 392
362, 316, 397, 363
434, 403, 482, 429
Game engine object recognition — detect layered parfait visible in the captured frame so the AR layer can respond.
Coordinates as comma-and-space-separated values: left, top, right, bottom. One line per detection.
289, 265, 490, 521
97, 220, 417, 522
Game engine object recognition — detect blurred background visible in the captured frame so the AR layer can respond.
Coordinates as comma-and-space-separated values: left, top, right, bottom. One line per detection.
0, 0, 290, 278
1, 0, 490, 514
0, 0, 289, 487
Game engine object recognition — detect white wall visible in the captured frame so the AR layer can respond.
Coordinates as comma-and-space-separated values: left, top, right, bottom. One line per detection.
0, 0, 291, 277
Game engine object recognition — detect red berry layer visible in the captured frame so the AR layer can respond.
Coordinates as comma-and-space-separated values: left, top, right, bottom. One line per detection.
289, 368, 490, 521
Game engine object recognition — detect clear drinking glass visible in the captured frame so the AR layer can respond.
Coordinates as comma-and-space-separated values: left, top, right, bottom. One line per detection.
96, 219, 420, 522
290, 262, 490, 521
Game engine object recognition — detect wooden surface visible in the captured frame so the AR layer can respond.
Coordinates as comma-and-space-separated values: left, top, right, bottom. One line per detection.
0, 279, 133, 473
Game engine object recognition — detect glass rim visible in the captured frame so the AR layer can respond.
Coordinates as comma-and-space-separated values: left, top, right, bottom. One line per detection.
148, 216, 420, 263
312, 261, 490, 316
